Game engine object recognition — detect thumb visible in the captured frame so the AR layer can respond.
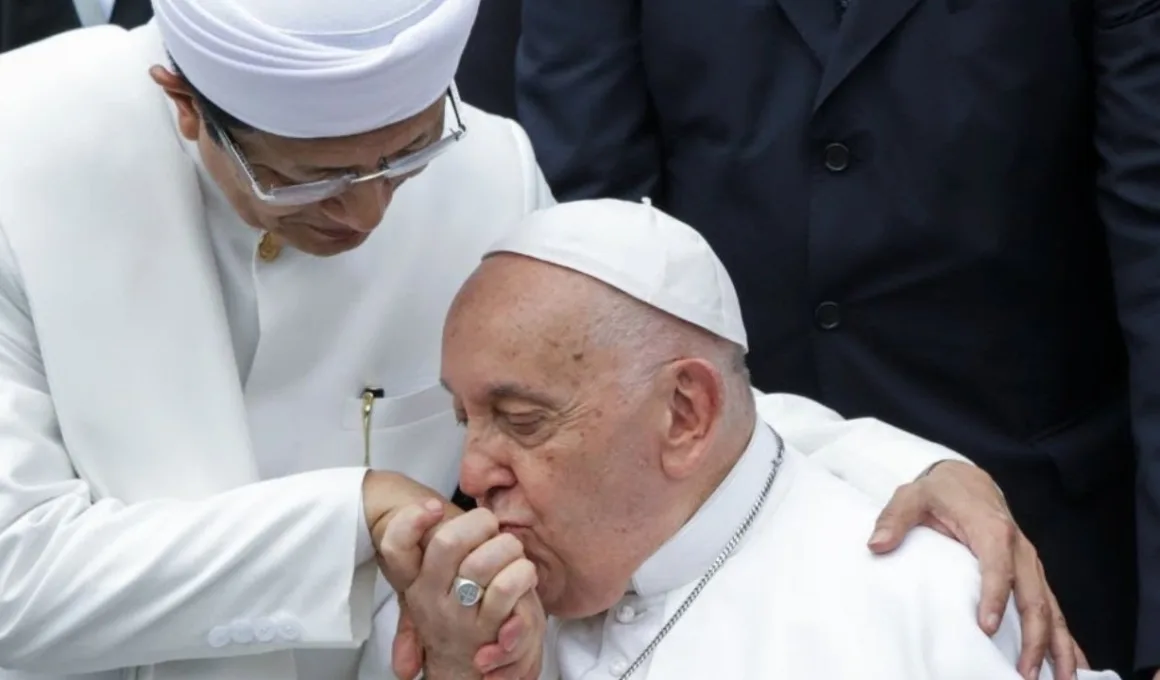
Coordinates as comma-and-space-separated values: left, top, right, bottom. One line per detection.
392, 599, 425, 680
868, 485, 927, 553
377, 499, 445, 591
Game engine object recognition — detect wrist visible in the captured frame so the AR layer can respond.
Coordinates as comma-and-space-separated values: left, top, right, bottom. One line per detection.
422, 659, 480, 680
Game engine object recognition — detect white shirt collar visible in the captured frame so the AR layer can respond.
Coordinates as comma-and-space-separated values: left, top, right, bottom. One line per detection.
629, 421, 785, 597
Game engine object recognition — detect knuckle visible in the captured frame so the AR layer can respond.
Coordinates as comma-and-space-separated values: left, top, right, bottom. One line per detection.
491, 577, 524, 600
428, 529, 460, 555
992, 517, 1018, 543
496, 532, 525, 557
1017, 597, 1052, 622
469, 507, 501, 534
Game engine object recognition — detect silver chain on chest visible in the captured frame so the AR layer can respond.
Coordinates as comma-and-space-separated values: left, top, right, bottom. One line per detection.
615, 428, 786, 680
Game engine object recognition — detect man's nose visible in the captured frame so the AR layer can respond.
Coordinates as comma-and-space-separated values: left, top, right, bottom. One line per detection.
320, 179, 394, 232
459, 441, 516, 501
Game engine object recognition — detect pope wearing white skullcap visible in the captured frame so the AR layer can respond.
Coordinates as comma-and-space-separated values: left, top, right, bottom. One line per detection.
371, 198, 1122, 680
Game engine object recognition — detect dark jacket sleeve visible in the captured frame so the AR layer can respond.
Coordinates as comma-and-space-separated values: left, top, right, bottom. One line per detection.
1092, 0, 1160, 671
514, 0, 663, 203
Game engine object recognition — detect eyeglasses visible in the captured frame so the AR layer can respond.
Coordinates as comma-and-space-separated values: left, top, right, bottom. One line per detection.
210, 87, 467, 207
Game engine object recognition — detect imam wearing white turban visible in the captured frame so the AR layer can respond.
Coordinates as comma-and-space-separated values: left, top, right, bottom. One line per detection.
0, 1, 557, 679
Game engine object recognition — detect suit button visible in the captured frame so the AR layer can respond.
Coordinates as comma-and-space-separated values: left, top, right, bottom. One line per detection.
824, 143, 850, 172
254, 617, 277, 643
207, 625, 231, 648
815, 302, 842, 330
230, 620, 255, 644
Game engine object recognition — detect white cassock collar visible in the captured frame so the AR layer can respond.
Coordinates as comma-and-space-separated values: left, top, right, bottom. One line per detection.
629, 420, 790, 598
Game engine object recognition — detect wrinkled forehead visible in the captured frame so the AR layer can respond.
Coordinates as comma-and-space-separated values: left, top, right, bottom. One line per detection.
442, 260, 600, 392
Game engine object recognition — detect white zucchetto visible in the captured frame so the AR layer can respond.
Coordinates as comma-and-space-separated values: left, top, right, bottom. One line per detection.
486, 199, 749, 351
154, 0, 479, 138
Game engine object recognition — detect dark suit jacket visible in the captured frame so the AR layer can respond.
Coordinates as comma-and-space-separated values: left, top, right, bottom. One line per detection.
455, 0, 521, 119
517, 0, 1160, 675
0, 0, 151, 54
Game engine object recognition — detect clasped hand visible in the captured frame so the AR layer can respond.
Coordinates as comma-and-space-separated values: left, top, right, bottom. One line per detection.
374, 499, 545, 680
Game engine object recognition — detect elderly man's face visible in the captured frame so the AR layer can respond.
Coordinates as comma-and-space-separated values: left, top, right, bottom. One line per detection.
442, 257, 682, 619
153, 66, 444, 257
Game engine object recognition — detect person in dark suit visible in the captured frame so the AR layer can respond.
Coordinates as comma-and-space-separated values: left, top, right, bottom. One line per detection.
516, 0, 1159, 678
0, 0, 151, 54
454, 0, 521, 118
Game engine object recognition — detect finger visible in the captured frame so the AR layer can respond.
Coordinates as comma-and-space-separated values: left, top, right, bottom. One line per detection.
477, 558, 539, 636
475, 612, 526, 672
480, 611, 539, 680
1074, 640, 1090, 670
1011, 541, 1052, 680
1043, 584, 1077, 680
868, 484, 926, 553
415, 507, 500, 593
459, 533, 526, 589
378, 499, 445, 591
391, 598, 425, 680
967, 517, 1017, 635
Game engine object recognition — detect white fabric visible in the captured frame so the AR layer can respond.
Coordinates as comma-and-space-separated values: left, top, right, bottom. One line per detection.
362, 391, 969, 677
0, 22, 553, 680
541, 423, 1121, 680
153, 0, 480, 138
487, 199, 749, 350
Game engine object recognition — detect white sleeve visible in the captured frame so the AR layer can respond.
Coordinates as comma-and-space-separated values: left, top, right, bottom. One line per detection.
755, 390, 973, 504
509, 119, 557, 212
359, 588, 404, 680
0, 229, 378, 674
926, 567, 1122, 680
895, 532, 1123, 680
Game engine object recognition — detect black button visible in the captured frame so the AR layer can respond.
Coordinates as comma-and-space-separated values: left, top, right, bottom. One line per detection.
815, 301, 842, 330
824, 143, 850, 172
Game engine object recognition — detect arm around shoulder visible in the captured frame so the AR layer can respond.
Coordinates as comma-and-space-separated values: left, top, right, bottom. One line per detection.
754, 390, 972, 504
0, 223, 376, 673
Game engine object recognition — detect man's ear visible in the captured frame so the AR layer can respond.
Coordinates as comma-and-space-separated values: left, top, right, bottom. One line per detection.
657, 358, 724, 480
148, 65, 202, 141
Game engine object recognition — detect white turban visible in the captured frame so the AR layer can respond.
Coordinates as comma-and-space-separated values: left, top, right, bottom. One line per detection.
154, 0, 480, 138
486, 199, 749, 351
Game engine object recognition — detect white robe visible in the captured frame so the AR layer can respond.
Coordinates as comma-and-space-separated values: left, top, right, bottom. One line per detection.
0, 20, 551, 680
536, 410, 1122, 680
365, 392, 989, 677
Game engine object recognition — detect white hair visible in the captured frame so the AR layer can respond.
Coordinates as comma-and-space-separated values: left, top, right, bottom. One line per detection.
583, 287, 754, 424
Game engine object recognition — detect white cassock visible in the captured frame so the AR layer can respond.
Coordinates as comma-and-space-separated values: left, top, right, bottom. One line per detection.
528, 393, 1122, 680
0, 17, 550, 680
365, 391, 1018, 678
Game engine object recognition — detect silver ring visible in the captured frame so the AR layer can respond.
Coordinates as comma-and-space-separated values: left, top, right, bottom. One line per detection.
452, 577, 484, 607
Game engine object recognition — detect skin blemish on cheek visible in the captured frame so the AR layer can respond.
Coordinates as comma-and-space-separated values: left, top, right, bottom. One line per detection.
572, 352, 584, 362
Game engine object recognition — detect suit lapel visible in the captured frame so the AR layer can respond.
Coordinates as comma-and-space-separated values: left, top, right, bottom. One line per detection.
812, 0, 925, 111
109, 0, 153, 30
775, 0, 839, 65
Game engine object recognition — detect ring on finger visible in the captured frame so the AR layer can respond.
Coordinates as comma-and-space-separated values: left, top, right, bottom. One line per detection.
452, 576, 485, 607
